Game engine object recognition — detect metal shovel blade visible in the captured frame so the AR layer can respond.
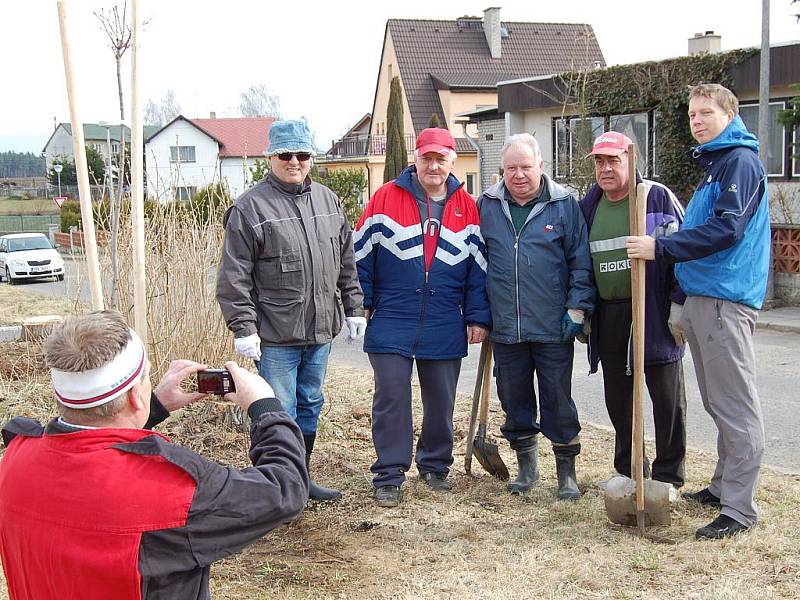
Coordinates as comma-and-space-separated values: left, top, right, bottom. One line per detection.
473, 424, 510, 481
604, 476, 672, 527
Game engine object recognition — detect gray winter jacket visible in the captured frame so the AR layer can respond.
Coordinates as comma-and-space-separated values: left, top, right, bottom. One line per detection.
477, 175, 595, 344
216, 173, 364, 346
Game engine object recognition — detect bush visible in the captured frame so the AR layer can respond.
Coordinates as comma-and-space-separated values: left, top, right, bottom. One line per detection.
60, 200, 81, 233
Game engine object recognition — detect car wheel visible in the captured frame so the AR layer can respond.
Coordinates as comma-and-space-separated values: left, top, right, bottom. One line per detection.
6, 268, 16, 285
57, 274, 65, 282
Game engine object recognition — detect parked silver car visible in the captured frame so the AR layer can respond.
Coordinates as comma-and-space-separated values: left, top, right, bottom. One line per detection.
0, 233, 65, 284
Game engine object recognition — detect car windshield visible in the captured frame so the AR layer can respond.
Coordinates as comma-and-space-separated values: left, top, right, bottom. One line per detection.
7, 237, 53, 252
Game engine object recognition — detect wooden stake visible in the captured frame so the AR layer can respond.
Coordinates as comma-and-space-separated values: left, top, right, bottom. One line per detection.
627, 144, 647, 530
56, 0, 104, 311
130, 0, 147, 343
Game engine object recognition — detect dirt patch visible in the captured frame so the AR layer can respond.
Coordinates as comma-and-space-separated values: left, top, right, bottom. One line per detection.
1, 348, 799, 599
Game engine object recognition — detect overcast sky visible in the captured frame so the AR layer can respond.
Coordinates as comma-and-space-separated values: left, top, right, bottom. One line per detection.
2, 0, 798, 154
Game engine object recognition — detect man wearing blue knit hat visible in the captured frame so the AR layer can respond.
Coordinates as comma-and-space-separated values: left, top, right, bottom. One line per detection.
217, 119, 365, 502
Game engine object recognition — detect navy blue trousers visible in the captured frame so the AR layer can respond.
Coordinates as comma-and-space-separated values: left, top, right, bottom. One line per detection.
369, 353, 462, 488
493, 341, 581, 453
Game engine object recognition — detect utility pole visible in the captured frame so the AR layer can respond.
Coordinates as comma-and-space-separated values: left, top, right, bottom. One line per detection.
758, 0, 770, 167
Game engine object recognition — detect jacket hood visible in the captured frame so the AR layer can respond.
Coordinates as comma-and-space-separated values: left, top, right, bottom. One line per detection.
693, 115, 759, 156
394, 165, 463, 198
481, 173, 572, 203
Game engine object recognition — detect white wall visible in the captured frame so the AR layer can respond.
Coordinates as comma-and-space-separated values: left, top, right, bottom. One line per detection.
506, 109, 562, 177
45, 127, 76, 171
220, 156, 260, 198
145, 120, 220, 202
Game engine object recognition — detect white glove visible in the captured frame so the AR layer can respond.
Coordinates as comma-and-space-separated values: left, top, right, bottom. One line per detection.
234, 334, 262, 361
346, 316, 367, 340
567, 309, 585, 324
667, 303, 686, 346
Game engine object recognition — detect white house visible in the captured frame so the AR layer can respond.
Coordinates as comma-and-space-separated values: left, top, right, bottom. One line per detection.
43, 123, 159, 173
144, 115, 274, 201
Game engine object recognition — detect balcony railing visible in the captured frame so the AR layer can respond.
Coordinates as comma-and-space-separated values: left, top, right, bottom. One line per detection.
324, 133, 417, 159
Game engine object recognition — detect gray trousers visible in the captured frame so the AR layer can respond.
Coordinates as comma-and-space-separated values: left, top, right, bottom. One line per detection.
682, 296, 764, 527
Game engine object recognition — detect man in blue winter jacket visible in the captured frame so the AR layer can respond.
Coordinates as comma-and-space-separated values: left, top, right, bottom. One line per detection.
478, 133, 594, 501
628, 84, 770, 540
580, 131, 687, 492
353, 128, 491, 507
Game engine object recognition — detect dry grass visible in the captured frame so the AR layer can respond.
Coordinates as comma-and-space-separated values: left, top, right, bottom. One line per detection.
2, 342, 798, 600
0, 285, 77, 326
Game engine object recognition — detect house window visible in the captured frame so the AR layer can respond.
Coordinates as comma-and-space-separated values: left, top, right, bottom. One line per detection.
466, 172, 477, 195
554, 116, 604, 177
609, 112, 648, 174
112, 142, 120, 154
91, 143, 103, 153
174, 186, 196, 201
739, 102, 785, 177
170, 145, 196, 163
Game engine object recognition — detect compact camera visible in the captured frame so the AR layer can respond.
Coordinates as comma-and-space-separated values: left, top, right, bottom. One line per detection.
197, 369, 236, 395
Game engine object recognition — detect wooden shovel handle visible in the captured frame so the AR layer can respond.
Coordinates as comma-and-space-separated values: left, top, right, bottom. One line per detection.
478, 341, 493, 426
628, 145, 647, 515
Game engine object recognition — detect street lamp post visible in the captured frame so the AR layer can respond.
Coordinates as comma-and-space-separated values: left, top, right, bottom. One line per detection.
53, 163, 63, 196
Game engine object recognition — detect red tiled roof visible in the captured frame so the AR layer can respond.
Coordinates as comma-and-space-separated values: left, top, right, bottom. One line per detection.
189, 117, 274, 158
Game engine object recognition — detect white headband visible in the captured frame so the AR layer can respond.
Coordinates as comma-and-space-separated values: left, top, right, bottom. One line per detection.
51, 329, 146, 410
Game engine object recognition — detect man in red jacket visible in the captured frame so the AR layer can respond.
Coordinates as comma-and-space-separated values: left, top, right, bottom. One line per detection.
0, 311, 308, 600
354, 128, 491, 507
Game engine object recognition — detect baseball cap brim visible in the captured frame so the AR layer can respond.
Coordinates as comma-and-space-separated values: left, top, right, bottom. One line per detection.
584, 146, 627, 159
417, 144, 452, 156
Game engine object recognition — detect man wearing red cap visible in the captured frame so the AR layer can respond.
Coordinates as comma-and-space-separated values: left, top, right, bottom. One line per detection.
0, 311, 308, 599
354, 128, 491, 507
579, 131, 687, 492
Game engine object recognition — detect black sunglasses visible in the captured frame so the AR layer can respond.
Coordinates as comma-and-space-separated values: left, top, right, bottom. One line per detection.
276, 152, 312, 162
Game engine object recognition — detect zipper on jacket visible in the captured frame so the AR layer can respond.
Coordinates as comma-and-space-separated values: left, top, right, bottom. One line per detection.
411, 270, 430, 358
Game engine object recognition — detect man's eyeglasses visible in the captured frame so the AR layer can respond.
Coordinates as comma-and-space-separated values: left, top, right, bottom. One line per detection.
276, 152, 312, 162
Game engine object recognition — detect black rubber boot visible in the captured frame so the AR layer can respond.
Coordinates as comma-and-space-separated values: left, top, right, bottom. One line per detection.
554, 454, 580, 501
507, 438, 539, 494
303, 433, 342, 502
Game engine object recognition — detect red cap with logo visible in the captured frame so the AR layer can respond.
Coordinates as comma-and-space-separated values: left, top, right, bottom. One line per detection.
416, 128, 456, 156
585, 131, 633, 158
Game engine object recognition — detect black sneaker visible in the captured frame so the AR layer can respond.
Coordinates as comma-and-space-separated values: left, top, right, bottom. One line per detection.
373, 485, 401, 507
683, 487, 722, 508
421, 472, 450, 492
695, 514, 751, 540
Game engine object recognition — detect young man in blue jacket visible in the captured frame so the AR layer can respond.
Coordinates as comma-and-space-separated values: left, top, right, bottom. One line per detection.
478, 133, 594, 501
353, 128, 491, 507
627, 84, 770, 539
580, 131, 687, 492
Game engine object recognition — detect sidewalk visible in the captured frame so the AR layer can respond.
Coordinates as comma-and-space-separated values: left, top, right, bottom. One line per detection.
757, 305, 800, 334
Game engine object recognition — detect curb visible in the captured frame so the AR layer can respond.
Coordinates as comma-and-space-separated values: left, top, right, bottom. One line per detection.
756, 321, 800, 335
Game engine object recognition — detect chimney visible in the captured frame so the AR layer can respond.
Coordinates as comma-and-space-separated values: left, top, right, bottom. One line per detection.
483, 7, 501, 59
688, 31, 721, 56
209, 111, 216, 119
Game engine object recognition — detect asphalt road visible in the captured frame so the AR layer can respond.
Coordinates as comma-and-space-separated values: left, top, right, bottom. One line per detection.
16, 258, 800, 474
